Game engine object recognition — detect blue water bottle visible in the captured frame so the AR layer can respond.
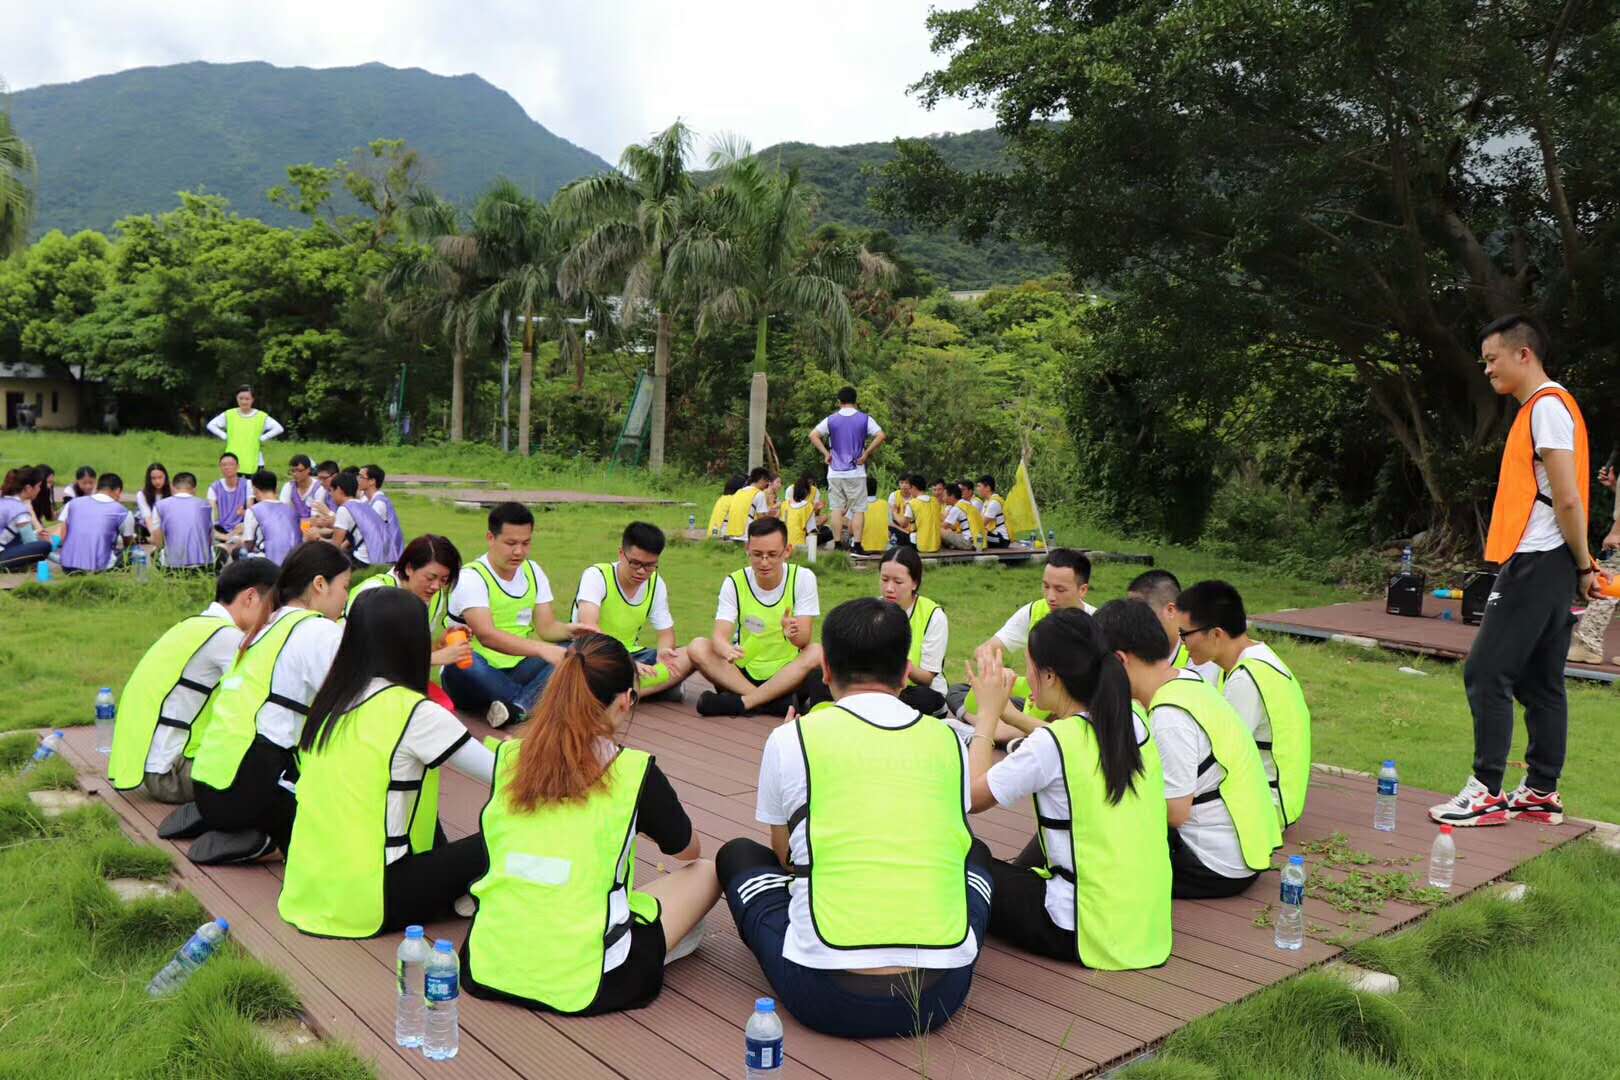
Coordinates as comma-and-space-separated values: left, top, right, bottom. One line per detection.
745, 997, 784, 1078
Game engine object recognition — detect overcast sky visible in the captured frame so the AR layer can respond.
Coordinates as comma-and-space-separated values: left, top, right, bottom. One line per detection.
1, 0, 996, 162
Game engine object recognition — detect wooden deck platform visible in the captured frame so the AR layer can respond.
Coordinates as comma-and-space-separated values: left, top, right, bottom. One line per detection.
1255, 598, 1620, 684
55, 701, 1589, 1079
388, 475, 499, 488
425, 489, 680, 510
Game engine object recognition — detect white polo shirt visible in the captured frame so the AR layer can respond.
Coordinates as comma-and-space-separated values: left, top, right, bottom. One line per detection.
1154, 668, 1249, 879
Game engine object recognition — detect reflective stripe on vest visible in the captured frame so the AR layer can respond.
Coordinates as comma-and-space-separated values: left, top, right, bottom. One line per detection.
1035, 715, 1172, 970
792, 703, 971, 950
572, 563, 655, 652
108, 615, 234, 790
278, 685, 442, 937
906, 596, 942, 671
469, 562, 538, 670
466, 740, 658, 1012
732, 565, 799, 681
191, 609, 322, 790
1484, 385, 1589, 565
1233, 655, 1312, 828
909, 496, 942, 553
224, 409, 267, 468
1152, 677, 1281, 871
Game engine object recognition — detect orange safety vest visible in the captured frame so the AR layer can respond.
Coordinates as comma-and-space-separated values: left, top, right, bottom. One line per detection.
1483, 384, 1588, 566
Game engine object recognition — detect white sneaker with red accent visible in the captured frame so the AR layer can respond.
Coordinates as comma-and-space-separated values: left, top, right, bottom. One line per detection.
1428, 777, 1510, 826
1504, 783, 1565, 825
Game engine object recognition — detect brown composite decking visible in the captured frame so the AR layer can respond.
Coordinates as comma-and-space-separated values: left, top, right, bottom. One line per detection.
56, 702, 1589, 1080
1254, 598, 1620, 684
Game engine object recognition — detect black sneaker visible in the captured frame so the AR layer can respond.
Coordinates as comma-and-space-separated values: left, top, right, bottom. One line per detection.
753, 695, 793, 718
696, 691, 746, 717
157, 802, 208, 840
187, 829, 274, 865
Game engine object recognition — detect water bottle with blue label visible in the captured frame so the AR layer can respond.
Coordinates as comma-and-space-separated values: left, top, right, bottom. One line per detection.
394, 925, 431, 1048
423, 939, 460, 1060
95, 687, 116, 755
745, 997, 784, 1078
20, 730, 66, 774
148, 918, 229, 996
1274, 855, 1305, 950
1374, 759, 1399, 832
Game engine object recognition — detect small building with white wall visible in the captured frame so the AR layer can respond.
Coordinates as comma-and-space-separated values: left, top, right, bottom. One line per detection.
0, 363, 83, 430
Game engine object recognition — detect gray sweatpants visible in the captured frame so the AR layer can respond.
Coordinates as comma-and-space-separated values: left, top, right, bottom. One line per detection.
142, 757, 195, 804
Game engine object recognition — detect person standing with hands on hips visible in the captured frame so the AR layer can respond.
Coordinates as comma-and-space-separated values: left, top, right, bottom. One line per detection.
1431, 315, 1607, 828
1567, 456, 1620, 665
808, 386, 885, 551
206, 386, 284, 469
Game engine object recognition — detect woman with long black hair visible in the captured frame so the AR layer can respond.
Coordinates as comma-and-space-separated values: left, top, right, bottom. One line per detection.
279, 586, 495, 937
963, 607, 1172, 969
135, 462, 173, 541
461, 633, 718, 1015
185, 542, 352, 864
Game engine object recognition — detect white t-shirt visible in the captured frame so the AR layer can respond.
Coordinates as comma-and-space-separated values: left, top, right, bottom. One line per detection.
1154, 669, 1249, 879
331, 503, 368, 564
1518, 381, 1576, 554
135, 489, 163, 528
906, 598, 950, 693
755, 691, 982, 969
813, 407, 884, 480
367, 491, 397, 529
448, 555, 554, 623
65, 493, 134, 569
280, 479, 330, 512
942, 504, 968, 532
986, 713, 1153, 929
145, 603, 245, 774
243, 606, 344, 748
715, 566, 820, 623
1223, 642, 1291, 792
993, 599, 1099, 654
981, 498, 1009, 540
573, 563, 674, 632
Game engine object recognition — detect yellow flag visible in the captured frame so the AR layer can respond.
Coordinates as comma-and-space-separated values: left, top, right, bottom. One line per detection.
1003, 458, 1040, 538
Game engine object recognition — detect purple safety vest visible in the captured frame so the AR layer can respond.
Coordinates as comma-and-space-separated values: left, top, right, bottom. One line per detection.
209, 478, 248, 531
251, 501, 303, 565
341, 498, 400, 565
155, 496, 215, 568
61, 497, 130, 571
825, 409, 871, 473
367, 493, 405, 563
0, 496, 31, 547
286, 480, 321, 520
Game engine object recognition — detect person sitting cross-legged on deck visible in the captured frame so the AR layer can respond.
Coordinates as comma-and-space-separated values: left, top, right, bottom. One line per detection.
1177, 580, 1312, 830
975, 475, 1011, 548
571, 521, 694, 698
60, 472, 135, 573
461, 634, 720, 1015
150, 472, 216, 571
724, 467, 774, 541
708, 475, 746, 538
963, 608, 1172, 967
441, 502, 578, 729
345, 534, 471, 713
715, 597, 995, 1038
952, 548, 1098, 739
688, 518, 829, 718
886, 475, 918, 548
783, 474, 829, 550
278, 586, 496, 938
1126, 569, 1221, 683
936, 480, 975, 551
904, 473, 943, 553
857, 475, 890, 555
107, 558, 280, 804
1096, 599, 1281, 898
877, 545, 950, 719
329, 472, 402, 569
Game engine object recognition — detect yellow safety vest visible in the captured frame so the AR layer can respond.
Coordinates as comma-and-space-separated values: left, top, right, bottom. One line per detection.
785, 500, 815, 547
860, 492, 892, 552
909, 495, 942, 553
108, 615, 234, 790
224, 408, 267, 467
725, 486, 762, 539
707, 493, 732, 536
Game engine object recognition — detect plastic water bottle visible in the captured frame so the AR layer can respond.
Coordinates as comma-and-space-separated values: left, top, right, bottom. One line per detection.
1400, 545, 1413, 575
745, 997, 785, 1078
35, 559, 50, 583
132, 545, 150, 581
688, 513, 697, 530
423, 939, 460, 1061
394, 926, 431, 1048
1374, 760, 1399, 831
1274, 855, 1306, 951
95, 687, 116, 755
1429, 825, 1456, 890
147, 918, 229, 996
19, 729, 66, 774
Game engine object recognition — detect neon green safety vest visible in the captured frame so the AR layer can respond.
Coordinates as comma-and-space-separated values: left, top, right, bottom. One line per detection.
278, 685, 441, 937
792, 703, 972, 950
966, 598, 1052, 722
468, 561, 539, 670
1173, 642, 1192, 670
1229, 654, 1312, 828
731, 565, 800, 681
1152, 678, 1281, 872
224, 409, 267, 467
465, 740, 660, 1012
572, 563, 656, 652
1132, 699, 1150, 730
1033, 714, 1172, 969
108, 615, 235, 790
191, 609, 322, 790
346, 571, 449, 634
906, 596, 942, 673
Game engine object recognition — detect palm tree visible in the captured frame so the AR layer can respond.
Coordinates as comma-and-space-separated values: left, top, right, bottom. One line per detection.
0, 87, 37, 258
556, 121, 711, 472
698, 141, 895, 468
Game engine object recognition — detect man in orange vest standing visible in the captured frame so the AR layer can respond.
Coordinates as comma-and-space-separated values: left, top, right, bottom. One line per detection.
1431, 315, 1607, 828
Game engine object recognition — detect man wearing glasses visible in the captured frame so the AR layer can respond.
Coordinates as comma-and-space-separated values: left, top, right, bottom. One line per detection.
688, 517, 829, 717
1175, 581, 1312, 831
571, 521, 694, 698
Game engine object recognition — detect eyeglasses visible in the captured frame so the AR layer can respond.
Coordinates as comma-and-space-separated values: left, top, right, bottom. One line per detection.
623, 555, 659, 573
1178, 625, 1214, 641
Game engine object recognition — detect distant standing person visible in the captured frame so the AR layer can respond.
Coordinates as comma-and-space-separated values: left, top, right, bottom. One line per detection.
808, 386, 885, 551
206, 385, 284, 469
1431, 315, 1604, 829
1567, 460, 1620, 665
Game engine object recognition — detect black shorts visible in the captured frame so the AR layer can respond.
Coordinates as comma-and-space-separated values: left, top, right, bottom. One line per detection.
461, 910, 667, 1015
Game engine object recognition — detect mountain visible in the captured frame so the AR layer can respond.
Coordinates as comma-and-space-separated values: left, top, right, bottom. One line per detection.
8, 61, 612, 235
724, 130, 1061, 290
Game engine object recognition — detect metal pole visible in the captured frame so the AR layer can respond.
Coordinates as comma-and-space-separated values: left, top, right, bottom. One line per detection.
500, 311, 511, 452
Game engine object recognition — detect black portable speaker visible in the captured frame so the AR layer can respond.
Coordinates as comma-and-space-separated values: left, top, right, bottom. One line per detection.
1386, 571, 1427, 617
1461, 571, 1495, 625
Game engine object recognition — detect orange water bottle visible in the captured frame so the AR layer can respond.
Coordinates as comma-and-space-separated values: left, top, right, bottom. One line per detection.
444, 628, 474, 668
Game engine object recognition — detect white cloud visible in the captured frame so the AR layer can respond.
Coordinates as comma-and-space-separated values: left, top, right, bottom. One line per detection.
0, 0, 995, 161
